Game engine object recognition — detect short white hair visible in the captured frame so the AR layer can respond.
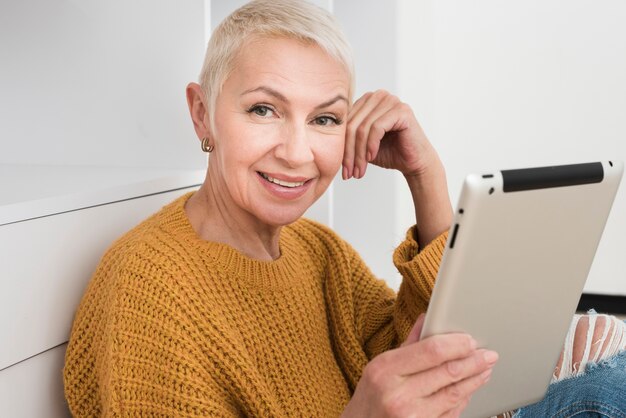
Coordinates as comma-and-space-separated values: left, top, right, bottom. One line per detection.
199, 0, 355, 127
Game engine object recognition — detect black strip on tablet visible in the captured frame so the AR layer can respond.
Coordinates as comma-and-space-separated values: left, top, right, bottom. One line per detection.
449, 223, 460, 248
501, 162, 604, 192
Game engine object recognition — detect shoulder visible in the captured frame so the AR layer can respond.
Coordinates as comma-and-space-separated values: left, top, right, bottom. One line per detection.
81, 193, 196, 309
105, 194, 187, 256
65, 197, 219, 415
68, 195, 208, 365
101, 192, 193, 270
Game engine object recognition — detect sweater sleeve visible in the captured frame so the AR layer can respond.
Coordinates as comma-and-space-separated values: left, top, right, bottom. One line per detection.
63, 260, 240, 418
351, 227, 448, 359
392, 226, 448, 340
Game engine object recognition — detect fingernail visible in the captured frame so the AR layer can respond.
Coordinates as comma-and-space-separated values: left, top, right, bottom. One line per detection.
342, 166, 348, 180
367, 151, 372, 162
480, 369, 493, 382
353, 166, 360, 179
483, 350, 499, 364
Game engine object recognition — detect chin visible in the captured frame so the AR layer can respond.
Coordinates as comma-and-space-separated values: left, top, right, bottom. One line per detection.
253, 204, 310, 227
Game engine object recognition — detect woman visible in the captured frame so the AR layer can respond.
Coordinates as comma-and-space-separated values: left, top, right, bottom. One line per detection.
64, 1, 626, 417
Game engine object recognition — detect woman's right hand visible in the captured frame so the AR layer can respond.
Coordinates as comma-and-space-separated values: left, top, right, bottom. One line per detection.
341, 315, 498, 418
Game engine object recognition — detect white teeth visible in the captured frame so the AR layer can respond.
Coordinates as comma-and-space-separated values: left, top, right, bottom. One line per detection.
260, 172, 305, 188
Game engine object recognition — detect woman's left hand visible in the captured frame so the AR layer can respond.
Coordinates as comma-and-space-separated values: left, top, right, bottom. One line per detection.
342, 90, 439, 180
343, 90, 453, 247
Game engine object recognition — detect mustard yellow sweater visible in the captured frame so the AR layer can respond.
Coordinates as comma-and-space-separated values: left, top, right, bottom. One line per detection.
64, 192, 446, 417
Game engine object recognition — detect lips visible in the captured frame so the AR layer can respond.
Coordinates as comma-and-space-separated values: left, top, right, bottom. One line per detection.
257, 172, 310, 188
256, 171, 313, 200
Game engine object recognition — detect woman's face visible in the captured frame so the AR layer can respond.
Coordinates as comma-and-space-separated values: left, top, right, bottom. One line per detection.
209, 37, 350, 227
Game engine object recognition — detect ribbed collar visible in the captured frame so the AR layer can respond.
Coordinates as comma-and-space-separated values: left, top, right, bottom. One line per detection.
158, 192, 307, 290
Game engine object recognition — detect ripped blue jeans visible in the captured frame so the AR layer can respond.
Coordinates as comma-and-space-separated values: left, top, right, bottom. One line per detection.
514, 317, 626, 418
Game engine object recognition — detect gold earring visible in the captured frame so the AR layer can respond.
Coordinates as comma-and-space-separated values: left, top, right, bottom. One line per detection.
201, 137, 214, 153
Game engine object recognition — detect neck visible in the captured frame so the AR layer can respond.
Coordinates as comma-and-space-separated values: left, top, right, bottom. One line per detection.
184, 176, 282, 261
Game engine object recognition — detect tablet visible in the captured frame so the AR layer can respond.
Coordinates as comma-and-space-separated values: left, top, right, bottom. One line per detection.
421, 161, 623, 418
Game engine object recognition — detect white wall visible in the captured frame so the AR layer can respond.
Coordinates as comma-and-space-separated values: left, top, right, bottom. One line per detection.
0, 0, 206, 169
3, 0, 622, 295
397, 0, 626, 295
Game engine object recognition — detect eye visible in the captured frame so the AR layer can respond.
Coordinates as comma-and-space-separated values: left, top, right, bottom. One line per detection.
247, 104, 275, 118
313, 115, 342, 126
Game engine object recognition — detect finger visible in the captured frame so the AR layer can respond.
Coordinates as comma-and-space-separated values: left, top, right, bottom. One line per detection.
401, 313, 425, 347
344, 90, 390, 178
379, 333, 478, 376
364, 101, 414, 165
343, 92, 373, 178
429, 367, 493, 416
344, 95, 378, 179
351, 94, 399, 177
405, 349, 498, 396
402, 367, 484, 418
348, 91, 372, 118
439, 397, 470, 418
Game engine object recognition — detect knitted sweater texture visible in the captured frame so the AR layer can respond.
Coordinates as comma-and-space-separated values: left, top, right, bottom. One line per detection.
63, 192, 447, 417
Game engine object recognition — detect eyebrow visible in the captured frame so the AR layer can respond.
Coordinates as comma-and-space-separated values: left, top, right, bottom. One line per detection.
315, 94, 349, 110
242, 86, 348, 110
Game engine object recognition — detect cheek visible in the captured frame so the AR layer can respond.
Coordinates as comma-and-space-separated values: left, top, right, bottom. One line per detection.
314, 134, 345, 177
219, 124, 276, 171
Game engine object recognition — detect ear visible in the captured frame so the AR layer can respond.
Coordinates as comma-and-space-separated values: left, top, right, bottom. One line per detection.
186, 82, 212, 141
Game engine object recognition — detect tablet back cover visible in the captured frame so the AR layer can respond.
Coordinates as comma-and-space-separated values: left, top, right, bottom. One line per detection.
422, 161, 623, 418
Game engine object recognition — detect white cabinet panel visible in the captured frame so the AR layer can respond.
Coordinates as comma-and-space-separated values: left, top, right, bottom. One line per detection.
0, 187, 198, 372
0, 344, 71, 418
0, 165, 206, 226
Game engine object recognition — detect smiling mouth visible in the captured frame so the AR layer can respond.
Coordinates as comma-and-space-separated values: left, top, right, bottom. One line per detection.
258, 172, 308, 188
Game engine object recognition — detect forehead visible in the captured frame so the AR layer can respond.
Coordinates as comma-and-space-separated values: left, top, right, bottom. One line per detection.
226, 36, 350, 99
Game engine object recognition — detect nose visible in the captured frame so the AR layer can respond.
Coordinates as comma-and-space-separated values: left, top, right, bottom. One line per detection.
274, 122, 314, 168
